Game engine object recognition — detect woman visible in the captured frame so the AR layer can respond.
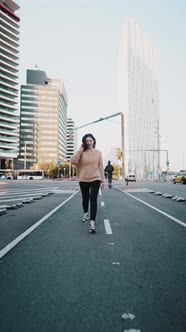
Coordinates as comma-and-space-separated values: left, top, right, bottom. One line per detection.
70, 133, 104, 232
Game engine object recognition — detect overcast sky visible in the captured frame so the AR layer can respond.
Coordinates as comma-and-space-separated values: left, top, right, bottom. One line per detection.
19, 0, 186, 170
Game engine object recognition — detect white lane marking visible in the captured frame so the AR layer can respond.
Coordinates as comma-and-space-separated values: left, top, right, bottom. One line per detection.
0, 189, 78, 202
123, 329, 141, 332
101, 201, 105, 206
0, 192, 51, 199
122, 313, 135, 320
53, 190, 79, 194
104, 219, 112, 234
99, 189, 102, 196
126, 188, 152, 192
117, 188, 186, 228
0, 187, 59, 194
0, 191, 78, 259
108, 242, 115, 245
112, 262, 120, 265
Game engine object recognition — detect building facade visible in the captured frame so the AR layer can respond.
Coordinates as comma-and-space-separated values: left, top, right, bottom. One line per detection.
19, 69, 68, 168
66, 118, 77, 161
118, 18, 159, 179
0, 0, 20, 169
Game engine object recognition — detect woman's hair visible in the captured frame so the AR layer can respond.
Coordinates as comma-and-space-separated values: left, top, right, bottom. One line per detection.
82, 133, 96, 150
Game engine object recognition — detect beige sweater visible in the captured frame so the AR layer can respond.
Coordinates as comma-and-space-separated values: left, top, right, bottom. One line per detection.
70, 148, 104, 183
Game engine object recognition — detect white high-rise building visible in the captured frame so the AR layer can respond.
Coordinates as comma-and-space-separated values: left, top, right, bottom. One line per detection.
0, 0, 20, 169
118, 19, 159, 179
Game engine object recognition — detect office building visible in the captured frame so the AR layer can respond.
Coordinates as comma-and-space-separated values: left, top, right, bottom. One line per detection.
19, 69, 68, 168
0, 0, 20, 169
118, 18, 159, 179
66, 118, 77, 160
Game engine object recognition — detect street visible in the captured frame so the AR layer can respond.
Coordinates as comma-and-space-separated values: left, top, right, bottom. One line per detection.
0, 180, 185, 332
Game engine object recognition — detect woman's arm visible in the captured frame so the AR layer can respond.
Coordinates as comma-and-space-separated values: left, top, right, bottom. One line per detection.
70, 145, 83, 165
98, 152, 105, 189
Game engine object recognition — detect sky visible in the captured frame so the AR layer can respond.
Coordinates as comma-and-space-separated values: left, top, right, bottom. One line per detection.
18, 0, 186, 170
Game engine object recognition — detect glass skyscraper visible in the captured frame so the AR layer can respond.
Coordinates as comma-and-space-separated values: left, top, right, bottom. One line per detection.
118, 19, 160, 179
19, 69, 68, 168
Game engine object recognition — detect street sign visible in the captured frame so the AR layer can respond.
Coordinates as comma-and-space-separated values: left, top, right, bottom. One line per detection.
57, 160, 61, 166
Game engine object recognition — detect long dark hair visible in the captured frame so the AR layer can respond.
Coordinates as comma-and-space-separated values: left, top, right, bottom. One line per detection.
82, 133, 96, 150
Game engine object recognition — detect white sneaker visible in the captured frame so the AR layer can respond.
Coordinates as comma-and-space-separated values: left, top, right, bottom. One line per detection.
89, 221, 96, 232
82, 214, 89, 223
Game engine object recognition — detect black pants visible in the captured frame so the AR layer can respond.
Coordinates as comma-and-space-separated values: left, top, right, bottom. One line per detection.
79, 180, 101, 221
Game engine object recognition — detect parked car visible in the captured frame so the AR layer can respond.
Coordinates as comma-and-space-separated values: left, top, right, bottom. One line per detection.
173, 172, 186, 184
125, 174, 136, 182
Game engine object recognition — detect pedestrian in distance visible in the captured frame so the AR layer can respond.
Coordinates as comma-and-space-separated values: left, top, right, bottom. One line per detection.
104, 160, 114, 188
70, 133, 104, 233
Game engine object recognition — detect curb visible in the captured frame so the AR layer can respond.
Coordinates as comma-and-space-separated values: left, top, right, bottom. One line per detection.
150, 191, 186, 203
0, 192, 54, 216
0, 208, 6, 215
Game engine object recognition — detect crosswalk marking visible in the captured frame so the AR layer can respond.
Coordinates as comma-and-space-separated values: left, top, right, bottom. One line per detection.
0, 186, 79, 204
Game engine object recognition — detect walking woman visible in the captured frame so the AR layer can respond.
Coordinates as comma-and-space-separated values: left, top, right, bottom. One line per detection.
70, 133, 104, 232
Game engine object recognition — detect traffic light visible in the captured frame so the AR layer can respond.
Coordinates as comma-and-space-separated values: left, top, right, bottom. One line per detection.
115, 147, 122, 160
167, 165, 169, 170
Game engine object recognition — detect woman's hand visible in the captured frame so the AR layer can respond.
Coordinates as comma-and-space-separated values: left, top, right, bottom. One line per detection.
100, 182, 104, 190
79, 144, 84, 152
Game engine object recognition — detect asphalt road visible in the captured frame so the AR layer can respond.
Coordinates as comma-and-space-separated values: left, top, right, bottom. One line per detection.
0, 180, 185, 332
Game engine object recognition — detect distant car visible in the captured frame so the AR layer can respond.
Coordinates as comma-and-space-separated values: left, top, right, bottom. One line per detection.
125, 174, 136, 182
173, 172, 186, 184
181, 173, 186, 184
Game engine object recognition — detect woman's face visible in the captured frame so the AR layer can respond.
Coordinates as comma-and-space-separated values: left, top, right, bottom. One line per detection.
85, 136, 94, 149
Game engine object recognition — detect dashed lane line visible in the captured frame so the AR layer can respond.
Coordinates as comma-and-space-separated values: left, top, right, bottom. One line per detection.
117, 188, 186, 228
104, 219, 113, 234
101, 201, 105, 206
0, 191, 78, 259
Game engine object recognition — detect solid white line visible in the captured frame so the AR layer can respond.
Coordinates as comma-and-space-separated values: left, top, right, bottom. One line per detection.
117, 188, 186, 228
0, 191, 78, 259
104, 219, 113, 234
101, 201, 105, 206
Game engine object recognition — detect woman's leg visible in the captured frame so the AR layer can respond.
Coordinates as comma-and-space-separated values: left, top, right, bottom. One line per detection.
79, 182, 90, 213
90, 180, 101, 221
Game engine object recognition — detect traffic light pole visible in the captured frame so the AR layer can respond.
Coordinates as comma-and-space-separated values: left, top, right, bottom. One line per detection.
74, 112, 125, 180
120, 112, 125, 181
149, 149, 169, 181
127, 149, 169, 181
